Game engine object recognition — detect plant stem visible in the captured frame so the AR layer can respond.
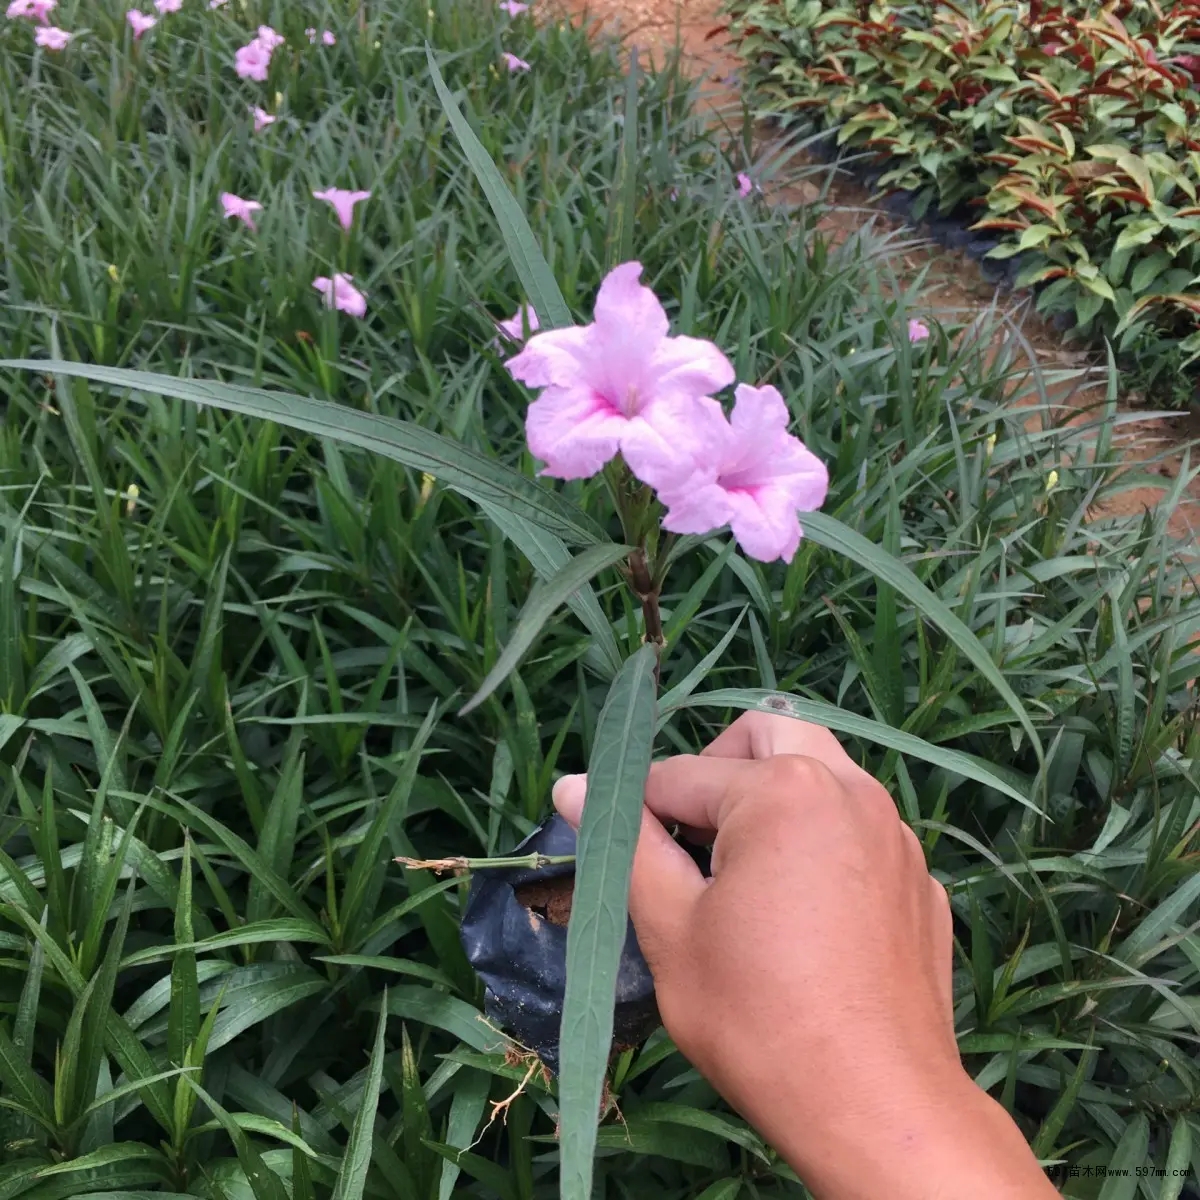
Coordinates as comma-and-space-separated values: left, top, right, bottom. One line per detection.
627, 547, 664, 648
394, 852, 576, 874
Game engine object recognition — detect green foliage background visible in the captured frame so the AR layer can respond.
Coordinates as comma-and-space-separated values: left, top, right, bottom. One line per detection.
1, 0, 1200, 1194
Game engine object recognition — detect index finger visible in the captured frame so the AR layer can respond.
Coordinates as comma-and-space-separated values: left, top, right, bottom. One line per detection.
702, 711, 864, 785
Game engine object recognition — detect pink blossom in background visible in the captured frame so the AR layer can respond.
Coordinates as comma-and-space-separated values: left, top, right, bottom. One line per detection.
907, 318, 930, 342
26, 0, 54, 22
305, 26, 316, 40
496, 304, 539, 343
321, 29, 335, 44
126, 10, 156, 37
153, 0, 181, 13
220, 192, 262, 231
208, 0, 227, 8
34, 22, 69, 45
501, 51, 530, 72
498, 0, 528, 14
505, 261, 735, 484
658, 384, 828, 563
251, 105, 276, 132
5, 0, 33, 19
313, 273, 367, 318
312, 187, 371, 230
234, 37, 271, 80
736, 172, 753, 197
255, 24, 283, 49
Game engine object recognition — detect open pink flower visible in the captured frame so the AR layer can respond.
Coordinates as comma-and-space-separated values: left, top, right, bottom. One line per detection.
26, 0, 54, 21
5, 0, 33, 19
153, 0, 181, 13
505, 261, 735, 484
907, 318, 930, 343
312, 187, 371, 230
657, 384, 828, 563
496, 304, 539, 343
313, 273, 367, 318
251, 105, 276, 132
34, 22, 69, 45
736, 172, 754, 197
321, 29, 335, 44
220, 192, 262, 231
502, 51, 530, 72
499, 0, 528, 13
255, 24, 283, 49
126, 10, 156, 37
234, 37, 271, 79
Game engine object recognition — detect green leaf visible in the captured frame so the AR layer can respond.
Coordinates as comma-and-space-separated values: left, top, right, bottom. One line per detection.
330, 994, 388, 1200
802, 513, 1044, 774
382, 988, 503, 1055
34, 1143, 169, 1177
183, 1081, 290, 1200
663, 689, 1038, 812
438, 1070, 491, 1200
167, 837, 199, 1068
0, 361, 603, 547
424, 47, 572, 330
559, 644, 659, 1200
607, 47, 640, 269
1097, 1113, 1149, 1200
461, 543, 630, 715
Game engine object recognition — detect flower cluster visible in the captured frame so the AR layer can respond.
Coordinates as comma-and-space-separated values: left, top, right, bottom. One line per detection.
496, 0, 529, 71
218, 186, 371, 317
7, 0, 72, 49
503, 263, 829, 563
234, 24, 283, 80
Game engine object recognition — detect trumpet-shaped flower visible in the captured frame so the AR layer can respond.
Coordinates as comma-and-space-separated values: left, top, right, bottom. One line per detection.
34, 22, 70, 46
321, 28, 335, 43
505, 261, 735, 485
220, 191, 262, 231
27, 0, 54, 20
313, 273, 367, 318
251, 105, 276, 132
907, 318, 930, 342
5, 0, 33, 19
736, 172, 753, 197
255, 24, 283, 49
154, 0, 181, 13
501, 51, 529, 71
312, 187, 371, 230
657, 384, 828, 563
496, 304, 539, 343
499, 1, 528, 14
126, 10, 156, 37
234, 37, 271, 79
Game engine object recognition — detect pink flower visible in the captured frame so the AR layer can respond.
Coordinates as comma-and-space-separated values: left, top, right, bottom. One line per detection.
657, 384, 828, 563
736, 172, 754, 197
34, 22, 69, 45
313, 273, 367, 318
502, 51, 530, 72
234, 37, 271, 80
126, 10, 156, 37
5, 0, 33, 18
220, 191, 262, 231
208, 0, 227, 8
321, 29, 335, 44
255, 24, 283, 49
499, 0, 528, 13
505, 261, 735, 484
251, 105, 276, 132
26, 0, 54, 22
305, 25, 315, 40
907, 318, 931, 343
312, 187, 371, 231
496, 304, 539, 343
154, 0, 181, 13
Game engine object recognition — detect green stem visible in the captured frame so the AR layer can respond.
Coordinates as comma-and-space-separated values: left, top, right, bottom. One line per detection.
394, 852, 576, 873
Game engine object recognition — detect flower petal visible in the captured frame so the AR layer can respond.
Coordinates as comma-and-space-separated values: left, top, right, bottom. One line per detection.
505, 325, 594, 389
727, 489, 802, 563
524, 386, 625, 480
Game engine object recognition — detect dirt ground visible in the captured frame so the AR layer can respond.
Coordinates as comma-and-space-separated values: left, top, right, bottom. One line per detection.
539, 0, 1200, 540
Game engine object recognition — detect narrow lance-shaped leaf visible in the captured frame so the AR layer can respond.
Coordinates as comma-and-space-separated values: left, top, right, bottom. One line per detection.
331, 991, 389, 1200
461, 543, 631, 715
801, 512, 1044, 774
425, 46, 572, 330
0, 362, 604, 548
559, 644, 659, 1200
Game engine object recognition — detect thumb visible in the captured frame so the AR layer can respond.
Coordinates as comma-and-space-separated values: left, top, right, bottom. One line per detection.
552, 775, 705, 974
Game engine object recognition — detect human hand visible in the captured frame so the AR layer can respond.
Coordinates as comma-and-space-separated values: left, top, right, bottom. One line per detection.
553, 712, 1058, 1200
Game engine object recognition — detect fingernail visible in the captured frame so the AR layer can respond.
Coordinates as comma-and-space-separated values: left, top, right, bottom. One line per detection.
552, 773, 586, 828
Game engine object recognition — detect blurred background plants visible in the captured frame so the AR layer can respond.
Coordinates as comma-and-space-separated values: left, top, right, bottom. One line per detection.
723, 0, 1200, 406
2, 0, 1200, 1195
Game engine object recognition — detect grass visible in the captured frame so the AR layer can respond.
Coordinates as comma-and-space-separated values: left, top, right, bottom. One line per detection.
2, 0, 1200, 1195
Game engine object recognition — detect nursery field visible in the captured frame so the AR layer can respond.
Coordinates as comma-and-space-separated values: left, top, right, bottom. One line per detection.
2, 0, 1200, 1196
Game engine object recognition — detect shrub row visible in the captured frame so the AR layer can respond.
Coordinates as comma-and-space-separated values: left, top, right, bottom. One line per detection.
725, 0, 1200, 405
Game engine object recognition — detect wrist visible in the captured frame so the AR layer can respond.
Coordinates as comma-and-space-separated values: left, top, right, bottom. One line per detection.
771, 1063, 1057, 1200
